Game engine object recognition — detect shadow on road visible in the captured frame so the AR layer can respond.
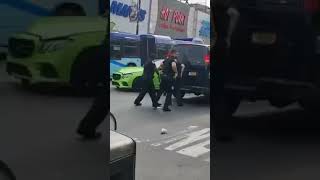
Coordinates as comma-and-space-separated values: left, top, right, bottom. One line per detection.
9, 82, 94, 98
231, 108, 320, 142
181, 95, 210, 106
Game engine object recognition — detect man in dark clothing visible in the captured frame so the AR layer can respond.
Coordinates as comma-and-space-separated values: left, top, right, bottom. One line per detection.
213, 0, 240, 142
76, 43, 108, 140
158, 50, 178, 112
77, 88, 108, 139
134, 59, 161, 108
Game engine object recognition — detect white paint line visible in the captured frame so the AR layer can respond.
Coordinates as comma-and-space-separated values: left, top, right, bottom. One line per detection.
188, 126, 198, 130
176, 140, 210, 158
151, 143, 162, 147
165, 128, 210, 151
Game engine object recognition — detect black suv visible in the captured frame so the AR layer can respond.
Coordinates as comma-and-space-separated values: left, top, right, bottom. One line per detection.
223, 0, 320, 115
173, 41, 210, 97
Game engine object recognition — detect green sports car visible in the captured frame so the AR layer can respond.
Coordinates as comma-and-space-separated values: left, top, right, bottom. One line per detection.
111, 66, 161, 90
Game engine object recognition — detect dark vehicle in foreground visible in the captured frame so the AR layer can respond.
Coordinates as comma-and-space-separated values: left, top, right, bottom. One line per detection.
174, 41, 210, 97
222, 0, 320, 115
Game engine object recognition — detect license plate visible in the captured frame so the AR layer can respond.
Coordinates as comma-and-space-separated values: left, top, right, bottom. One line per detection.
252, 32, 277, 45
189, 72, 197, 76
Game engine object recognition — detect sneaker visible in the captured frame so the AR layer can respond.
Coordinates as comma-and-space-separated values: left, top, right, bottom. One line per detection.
134, 102, 142, 106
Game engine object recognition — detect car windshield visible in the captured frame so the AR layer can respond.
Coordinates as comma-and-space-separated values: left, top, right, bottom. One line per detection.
174, 44, 207, 65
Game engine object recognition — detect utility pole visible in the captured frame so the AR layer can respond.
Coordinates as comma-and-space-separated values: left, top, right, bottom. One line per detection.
136, 0, 141, 35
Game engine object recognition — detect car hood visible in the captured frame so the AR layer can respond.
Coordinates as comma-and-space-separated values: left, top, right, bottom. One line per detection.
25, 17, 106, 39
117, 67, 143, 74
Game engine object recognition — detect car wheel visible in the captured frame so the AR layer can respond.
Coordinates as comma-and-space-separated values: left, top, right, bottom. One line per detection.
299, 98, 320, 113
268, 98, 293, 108
132, 77, 143, 92
20, 79, 31, 89
180, 91, 185, 98
127, 63, 136, 67
70, 47, 102, 94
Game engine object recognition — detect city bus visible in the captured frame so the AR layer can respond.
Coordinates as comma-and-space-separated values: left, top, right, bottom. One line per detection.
0, 0, 107, 59
110, 32, 172, 78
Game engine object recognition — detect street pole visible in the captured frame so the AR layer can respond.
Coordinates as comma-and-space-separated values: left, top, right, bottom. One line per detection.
136, 0, 141, 35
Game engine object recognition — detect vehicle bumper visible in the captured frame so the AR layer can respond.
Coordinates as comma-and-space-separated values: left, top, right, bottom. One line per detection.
6, 58, 66, 84
225, 77, 318, 100
181, 85, 210, 95
112, 79, 132, 89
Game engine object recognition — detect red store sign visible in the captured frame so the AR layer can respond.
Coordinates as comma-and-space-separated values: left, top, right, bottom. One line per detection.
160, 7, 186, 26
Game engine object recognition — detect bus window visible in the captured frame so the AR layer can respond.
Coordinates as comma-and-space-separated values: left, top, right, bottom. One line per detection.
110, 40, 121, 59
122, 41, 139, 58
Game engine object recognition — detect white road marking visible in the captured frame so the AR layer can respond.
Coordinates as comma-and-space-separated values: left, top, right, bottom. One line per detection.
177, 140, 210, 158
134, 127, 211, 163
165, 128, 210, 151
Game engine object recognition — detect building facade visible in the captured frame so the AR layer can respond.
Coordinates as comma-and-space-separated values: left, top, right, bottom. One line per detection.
110, 0, 210, 44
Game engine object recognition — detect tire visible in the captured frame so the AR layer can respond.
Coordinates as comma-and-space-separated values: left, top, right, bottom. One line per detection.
127, 63, 136, 67
70, 47, 103, 94
54, 3, 86, 16
180, 91, 185, 98
132, 77, 143, 91
299, 99, 320, 113
225, 95, 241, 116
268, 98, 293, 108
20, 79, 31, 89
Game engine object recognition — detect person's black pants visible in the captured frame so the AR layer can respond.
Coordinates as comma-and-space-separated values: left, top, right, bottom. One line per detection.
156, 79, 166, 101
77, 88, 108, 135
173, 78, 183, 105
162, 77, 174, 109
134, 80, 158, 106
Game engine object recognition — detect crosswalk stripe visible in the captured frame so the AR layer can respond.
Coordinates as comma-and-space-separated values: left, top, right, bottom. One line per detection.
165, 128, 210, 151
176, 140, 210, 158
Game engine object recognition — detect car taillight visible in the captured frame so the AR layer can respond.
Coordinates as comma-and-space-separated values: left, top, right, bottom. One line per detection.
304, 0, 319, 13
204, 54, 210, 64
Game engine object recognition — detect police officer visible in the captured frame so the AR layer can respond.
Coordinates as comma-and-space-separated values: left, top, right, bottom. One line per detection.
159, 50, 178, 112
213, 0, 240, 142
134, 55, 161, 108
173, 56, 185, 106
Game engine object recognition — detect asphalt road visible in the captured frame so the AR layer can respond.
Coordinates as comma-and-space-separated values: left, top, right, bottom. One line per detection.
0, 61, 107, 180
110, 87, 210, 180
215, 102, 320, 180
2, 59, 320, 180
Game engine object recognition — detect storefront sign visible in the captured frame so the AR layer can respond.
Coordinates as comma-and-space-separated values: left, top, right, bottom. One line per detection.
110, 0, 147, 22
199, 20, 210, 38
154, 0, 190, 38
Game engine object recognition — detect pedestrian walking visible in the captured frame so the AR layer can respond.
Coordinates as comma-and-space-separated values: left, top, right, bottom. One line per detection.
76, 43, 108, 140
158, 50, 178, 112
77, 88, 108, 139
134, 56, 161, 108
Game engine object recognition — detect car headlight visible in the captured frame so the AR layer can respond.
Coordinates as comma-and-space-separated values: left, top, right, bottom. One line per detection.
122, 73, 133, 79
39, 39, 71, 53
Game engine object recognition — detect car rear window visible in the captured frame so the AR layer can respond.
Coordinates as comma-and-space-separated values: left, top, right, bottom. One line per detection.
174, 44, 207, 65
